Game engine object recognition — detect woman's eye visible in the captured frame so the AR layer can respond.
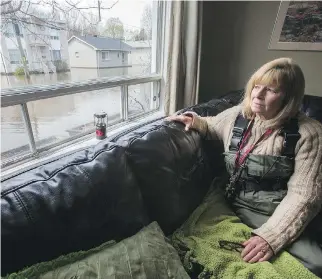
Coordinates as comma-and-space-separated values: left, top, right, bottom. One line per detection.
254, 85, 261, 89
268, 88, 277, 93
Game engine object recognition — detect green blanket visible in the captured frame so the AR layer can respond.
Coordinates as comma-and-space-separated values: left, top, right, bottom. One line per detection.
4, 222, 189, 279
171, 180, 319, 279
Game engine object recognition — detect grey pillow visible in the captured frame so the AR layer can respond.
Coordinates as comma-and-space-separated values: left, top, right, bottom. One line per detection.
5, 222, 189, 279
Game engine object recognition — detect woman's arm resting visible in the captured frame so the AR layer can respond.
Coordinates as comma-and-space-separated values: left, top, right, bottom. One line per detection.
182, 105, 242, 141
252, 118, 322, 254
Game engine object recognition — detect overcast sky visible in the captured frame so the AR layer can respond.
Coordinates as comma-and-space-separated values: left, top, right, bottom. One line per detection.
104, 0, 151, 29
76, 0, 152, 30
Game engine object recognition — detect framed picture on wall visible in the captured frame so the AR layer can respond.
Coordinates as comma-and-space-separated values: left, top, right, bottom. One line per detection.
269, 1, 322, 51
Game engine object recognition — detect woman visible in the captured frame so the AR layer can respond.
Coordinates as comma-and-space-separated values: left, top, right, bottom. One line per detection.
168, 58, 322, 276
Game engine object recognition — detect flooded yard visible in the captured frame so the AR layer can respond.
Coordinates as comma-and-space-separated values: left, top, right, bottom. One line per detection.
1, 66, 153, 159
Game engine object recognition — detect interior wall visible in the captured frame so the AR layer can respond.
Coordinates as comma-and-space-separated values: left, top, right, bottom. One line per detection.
199, 1, 322, 103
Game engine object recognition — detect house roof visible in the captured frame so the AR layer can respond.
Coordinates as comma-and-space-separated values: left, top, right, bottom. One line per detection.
125, 40, 152, 49
69, 35, 132, 51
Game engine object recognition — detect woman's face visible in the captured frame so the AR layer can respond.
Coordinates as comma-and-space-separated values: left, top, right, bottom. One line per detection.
250, 84, 285, 120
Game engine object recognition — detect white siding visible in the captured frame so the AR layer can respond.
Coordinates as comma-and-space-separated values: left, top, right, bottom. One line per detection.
97, 51, 129, 68
1, 20, 69, 73
68, 39, 97, 68
128, 48, 151, 66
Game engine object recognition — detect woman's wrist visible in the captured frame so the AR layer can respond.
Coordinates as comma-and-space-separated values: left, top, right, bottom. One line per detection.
182, 111, 198, 128
182, 111, 208, 137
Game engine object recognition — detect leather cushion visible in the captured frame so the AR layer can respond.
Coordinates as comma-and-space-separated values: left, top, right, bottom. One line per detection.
1, 142, 148, 276
116, 120, 212, 235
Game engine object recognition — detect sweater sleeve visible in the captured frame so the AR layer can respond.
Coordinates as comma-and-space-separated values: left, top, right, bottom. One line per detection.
185, 105, 241, 141
252, 117, 322, 254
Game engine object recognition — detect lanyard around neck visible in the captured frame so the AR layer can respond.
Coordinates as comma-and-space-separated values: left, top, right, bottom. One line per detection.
235, 119, 273, 169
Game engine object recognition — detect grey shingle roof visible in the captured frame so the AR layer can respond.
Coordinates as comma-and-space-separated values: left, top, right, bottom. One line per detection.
76, 35, 132, 51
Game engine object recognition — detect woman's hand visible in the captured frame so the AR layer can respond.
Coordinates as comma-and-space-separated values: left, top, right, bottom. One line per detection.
241, 236, 274, 263
166, 113, 194, 131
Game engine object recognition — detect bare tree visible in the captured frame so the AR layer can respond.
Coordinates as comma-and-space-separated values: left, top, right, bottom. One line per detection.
1, 0, 119, 35
102, 17, 124, 39
124, 28, 140, 41
137, 3, 152, 73
140, 3, 152, 40
1, 0, 119, 78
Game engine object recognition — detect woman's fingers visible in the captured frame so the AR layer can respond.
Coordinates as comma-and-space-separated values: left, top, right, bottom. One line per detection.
241, 236, 274, 263
242, 239, 251, 246
241, 241, 256, 258
242, 245, 260, 262
185, 121, 192, 131
258, 250, 274, 262
248, 251, 265, 263
166, 115, 193, 131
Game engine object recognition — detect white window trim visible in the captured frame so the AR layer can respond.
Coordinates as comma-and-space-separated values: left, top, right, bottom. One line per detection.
101, 51, 110, 61
1, 75, 162, 171
0, 110, 164, 180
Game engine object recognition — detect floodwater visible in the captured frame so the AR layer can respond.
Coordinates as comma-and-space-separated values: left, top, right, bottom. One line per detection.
1, 66, 153, 161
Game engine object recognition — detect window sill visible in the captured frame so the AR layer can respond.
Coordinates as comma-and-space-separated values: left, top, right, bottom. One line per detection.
1, 110, 165, 181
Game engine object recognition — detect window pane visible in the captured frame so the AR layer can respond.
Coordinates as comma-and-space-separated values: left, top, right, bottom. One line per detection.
128, 82, 153, 117
0, 0, 154, 88
26, 88, 122, 149
0, 0, 161, 168
1, 105, 32, 162
8, 49, 21, 64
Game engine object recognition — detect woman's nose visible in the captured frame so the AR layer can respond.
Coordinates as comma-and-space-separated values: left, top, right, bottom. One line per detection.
255, 86, 266, 98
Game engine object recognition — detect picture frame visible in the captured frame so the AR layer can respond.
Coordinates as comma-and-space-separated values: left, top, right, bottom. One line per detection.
269, 1, 322, 51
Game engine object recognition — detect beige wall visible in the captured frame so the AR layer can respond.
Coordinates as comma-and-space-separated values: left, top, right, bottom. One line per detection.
68, 39, 97, 68
98, 51, 129, 68
199, 1, 322, 103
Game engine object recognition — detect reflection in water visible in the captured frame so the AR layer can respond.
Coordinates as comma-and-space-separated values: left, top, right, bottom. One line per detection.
1, 66, 149, 158
1, 67, 133, 89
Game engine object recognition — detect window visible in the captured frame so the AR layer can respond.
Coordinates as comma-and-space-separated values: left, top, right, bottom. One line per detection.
51, 50, 61, 61
1, 0, 163, 171
101, 51, 110, 61
1, 106, 32, 162
8, 49, 21, 64
4, 32, 14, 37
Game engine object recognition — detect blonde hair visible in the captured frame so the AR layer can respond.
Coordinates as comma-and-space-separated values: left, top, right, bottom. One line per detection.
242, 58, 305, 127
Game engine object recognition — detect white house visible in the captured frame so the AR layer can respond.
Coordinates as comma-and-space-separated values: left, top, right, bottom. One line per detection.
0, 18, 70, 74
126, 40, 151, 66
68, 35, 132, 69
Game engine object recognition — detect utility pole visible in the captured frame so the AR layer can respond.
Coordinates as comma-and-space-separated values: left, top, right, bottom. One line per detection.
0, 51, 10, 85
13, 20, 30, 80
98, 0, 101, 22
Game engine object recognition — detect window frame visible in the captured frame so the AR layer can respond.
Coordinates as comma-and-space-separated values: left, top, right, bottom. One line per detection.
1, 75, 162, 170
8, 49, 21, 64
101, 51, 110, 61
1, 1, 165, 172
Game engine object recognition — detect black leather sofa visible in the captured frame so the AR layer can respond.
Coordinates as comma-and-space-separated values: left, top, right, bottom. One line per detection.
2, 90, 322, 276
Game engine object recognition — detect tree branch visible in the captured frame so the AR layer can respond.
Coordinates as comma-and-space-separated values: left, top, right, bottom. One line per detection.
1, 0, 12, 6
64, 0, 119, 10
1, 0, 22, 15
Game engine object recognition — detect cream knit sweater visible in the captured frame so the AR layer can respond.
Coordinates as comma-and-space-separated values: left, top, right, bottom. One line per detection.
188, 105, 322, 254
